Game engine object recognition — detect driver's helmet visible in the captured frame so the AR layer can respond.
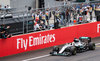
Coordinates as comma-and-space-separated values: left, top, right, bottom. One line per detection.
65, 43, 73, 45
53, 46, 58, 48
74, 38, 79, 43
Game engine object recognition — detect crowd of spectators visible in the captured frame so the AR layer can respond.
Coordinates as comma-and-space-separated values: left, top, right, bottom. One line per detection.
31, 7, 68, 31
0, 5, 11, 10
0, 3, 100, 37
30, 3, 100, 31
31, 8, 52, 31
0, 5, 11, 14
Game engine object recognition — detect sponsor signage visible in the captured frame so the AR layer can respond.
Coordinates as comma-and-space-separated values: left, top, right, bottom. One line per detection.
17, 34, 55, 50
97, 24, 100, 33
0, 22, 100, 57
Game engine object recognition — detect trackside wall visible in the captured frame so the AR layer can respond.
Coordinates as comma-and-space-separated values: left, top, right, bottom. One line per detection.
0, 22, 100, 57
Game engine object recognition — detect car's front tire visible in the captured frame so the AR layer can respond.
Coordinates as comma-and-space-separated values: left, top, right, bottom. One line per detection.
70, 47, 77, 55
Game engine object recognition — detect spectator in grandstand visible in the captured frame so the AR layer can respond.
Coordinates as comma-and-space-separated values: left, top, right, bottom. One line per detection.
97, 3, 100, 9
28, 6, 32, 12
45, 9, 49, 26
89, 6, 93, 20
55, 8, 60, 20
41, 11, 46, 26
4, 6, 7, 9
39, 9, 42, 15
59, 11, 65, 26
6, 5, 11, 9
35, 12, 40, 24
66, 9, 70, 23
78, 14, 83, 24
40, 21, 46, 30
34, 21, 41, 31
0, 5, 1, 13
54, 17, 60, 29
54, 9, 60, 29
32, 11, 35, 20
39, 11, 42, 22
0, 5, 1, 9
92, 4, 96, 11
0, 24, 11, 39
49, 9, 51, 16
82, 8, 88, 22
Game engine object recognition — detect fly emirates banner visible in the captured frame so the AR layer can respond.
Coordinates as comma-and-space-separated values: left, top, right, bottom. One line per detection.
0, 22, 100, 57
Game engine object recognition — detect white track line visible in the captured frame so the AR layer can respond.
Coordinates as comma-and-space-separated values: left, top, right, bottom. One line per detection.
22, 43, 100, 61
96, 43, 100, 45
22, 54, 50, 61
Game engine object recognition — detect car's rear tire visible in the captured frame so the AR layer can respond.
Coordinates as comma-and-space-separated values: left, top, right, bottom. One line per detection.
88, 42, 95, 50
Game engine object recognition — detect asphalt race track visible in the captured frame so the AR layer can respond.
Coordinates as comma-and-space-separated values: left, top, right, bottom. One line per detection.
0, 37, 100, 61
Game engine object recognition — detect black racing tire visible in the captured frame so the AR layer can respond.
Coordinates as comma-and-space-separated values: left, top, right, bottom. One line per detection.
53, 46, 59, 52
50, 46, 59, 55
70, 47, 77, 55
88, 42, 95, 50
50, 51, 57, 56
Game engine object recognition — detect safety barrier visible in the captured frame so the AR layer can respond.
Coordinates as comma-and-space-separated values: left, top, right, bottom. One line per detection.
0, 22, 100, 57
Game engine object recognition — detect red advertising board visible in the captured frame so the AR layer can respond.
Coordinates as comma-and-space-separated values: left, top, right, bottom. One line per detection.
0, 22, 100, 57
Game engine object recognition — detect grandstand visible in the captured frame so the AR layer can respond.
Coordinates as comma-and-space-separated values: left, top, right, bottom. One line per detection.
0, 0, 99, 35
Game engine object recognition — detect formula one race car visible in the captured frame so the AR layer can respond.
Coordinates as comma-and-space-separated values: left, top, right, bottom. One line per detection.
74, 37, 95, 53
50, 43, 77, 56
50, 37, 95, 56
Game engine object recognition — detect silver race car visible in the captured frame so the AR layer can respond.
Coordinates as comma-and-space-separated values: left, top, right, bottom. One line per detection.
50, 37, 95, 56
50, 43, 76, 56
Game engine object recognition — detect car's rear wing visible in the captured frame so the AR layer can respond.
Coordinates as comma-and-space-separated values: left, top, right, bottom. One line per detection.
79, 37, 91, 43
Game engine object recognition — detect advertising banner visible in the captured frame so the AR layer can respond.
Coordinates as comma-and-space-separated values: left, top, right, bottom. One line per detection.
0, 22, 100, 57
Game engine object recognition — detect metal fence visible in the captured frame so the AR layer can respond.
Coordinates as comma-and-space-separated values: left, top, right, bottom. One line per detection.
0, 3, 98, 36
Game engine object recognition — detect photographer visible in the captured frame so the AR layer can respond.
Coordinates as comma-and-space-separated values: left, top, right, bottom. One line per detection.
0, 24, 11, 39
